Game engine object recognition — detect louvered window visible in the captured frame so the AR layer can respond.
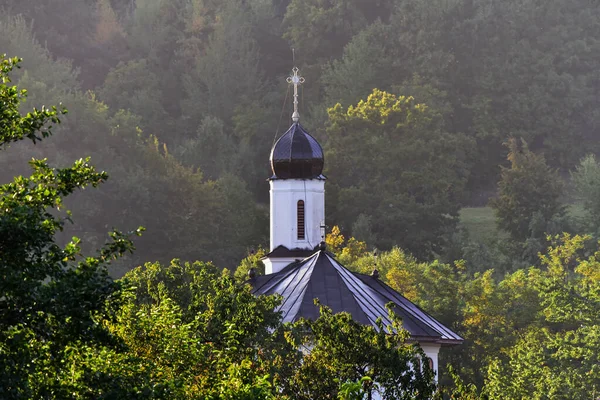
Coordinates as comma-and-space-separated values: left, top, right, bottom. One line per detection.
297, 200, 305, 240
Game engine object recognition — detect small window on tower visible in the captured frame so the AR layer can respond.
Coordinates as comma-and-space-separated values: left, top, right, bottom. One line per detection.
297, 200, 305, 240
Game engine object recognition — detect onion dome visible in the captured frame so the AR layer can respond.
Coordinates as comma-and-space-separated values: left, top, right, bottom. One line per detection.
270, 122, 324, 179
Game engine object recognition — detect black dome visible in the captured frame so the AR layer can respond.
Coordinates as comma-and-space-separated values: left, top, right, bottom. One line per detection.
270, 122, 324, 179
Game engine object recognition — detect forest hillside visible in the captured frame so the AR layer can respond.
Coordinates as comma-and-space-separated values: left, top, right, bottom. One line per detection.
2, 0, 600, 274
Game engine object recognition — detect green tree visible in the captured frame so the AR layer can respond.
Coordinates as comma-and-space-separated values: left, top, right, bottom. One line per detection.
98, 58, 171, 139
490, 138, 565, 242
0, 55, 146, 398
0, 18, 267, 274
571, 154, 600, 232
233, 247, 267, 283
114, 257, 437, 399
283, 0, 391, 63
321, 21, 396, 108
281, 302, 437, 400
181, 0, 264, 127
486, 234, 600, 399
174, 115, 234, 179
326, 89, 473, 258
111, 259, 289, 398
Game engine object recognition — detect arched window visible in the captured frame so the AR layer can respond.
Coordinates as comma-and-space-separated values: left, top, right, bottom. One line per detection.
297, 200, 305, 240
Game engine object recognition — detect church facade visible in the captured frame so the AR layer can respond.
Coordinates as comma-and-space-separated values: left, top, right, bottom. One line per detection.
251, 67, 462, 383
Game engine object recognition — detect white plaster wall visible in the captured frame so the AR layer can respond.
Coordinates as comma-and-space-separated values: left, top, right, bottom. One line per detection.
263, 257, 298, 275
269, 179, 325, 252
421, 343, 441, 383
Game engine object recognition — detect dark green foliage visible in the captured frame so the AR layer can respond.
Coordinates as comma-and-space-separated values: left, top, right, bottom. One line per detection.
282, 302, 437, 400
490, 138, 565, 242
3, 0, 599, 271
571, 154, 600, 233
0, 16, 267, 274
97, 59, 170, 137
0, 55, 145, 398
3, 1, 600, 395
113, 260, 435, 398
336, 233, 600, 398
283, 0, 392, 63
326, 89, 473, 258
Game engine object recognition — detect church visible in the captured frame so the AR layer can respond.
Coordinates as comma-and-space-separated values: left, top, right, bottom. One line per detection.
250, 67, 462, 381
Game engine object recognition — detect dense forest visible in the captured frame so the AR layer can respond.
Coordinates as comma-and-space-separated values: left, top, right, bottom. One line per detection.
3, 0, 600, 272
1, 0, 600, 398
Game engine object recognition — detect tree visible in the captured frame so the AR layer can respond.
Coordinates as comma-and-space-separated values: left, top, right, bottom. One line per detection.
174, 115, 234, 180
98, 58, 170, 139
321, 21, 396, 108
283, 0, 391, 63
326, 89, 473, 258
281, 302, 437, 400
571, 154, 600, 232
485, 234, 600, 399
0, 55, 145, 398
0, 18, 267, 275
490, 138, 565, 242
111, 259, 289, 398
116, 258, 437, 399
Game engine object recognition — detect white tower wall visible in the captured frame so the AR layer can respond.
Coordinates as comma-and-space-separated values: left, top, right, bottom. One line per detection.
266, 179, 325, 274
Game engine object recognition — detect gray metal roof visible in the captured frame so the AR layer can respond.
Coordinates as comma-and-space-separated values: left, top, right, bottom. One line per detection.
251, 250, 463, 345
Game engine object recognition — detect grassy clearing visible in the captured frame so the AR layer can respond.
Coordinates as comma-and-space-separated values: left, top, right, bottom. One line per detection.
567, 203, 587, 220
459, 204, 588, 243
459, 207, 497, 242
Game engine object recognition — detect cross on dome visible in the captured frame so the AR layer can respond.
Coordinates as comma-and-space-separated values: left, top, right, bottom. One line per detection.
286, 67, 305, 123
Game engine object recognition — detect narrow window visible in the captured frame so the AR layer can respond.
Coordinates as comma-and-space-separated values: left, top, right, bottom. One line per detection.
297, 200, 305, 240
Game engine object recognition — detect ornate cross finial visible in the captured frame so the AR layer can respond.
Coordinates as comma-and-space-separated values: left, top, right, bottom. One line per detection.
286, 67, 305, 123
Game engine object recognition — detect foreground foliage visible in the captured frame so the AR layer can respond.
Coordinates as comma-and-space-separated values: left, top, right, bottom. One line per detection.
0, 56, 143, 397
327, 229, 600, 399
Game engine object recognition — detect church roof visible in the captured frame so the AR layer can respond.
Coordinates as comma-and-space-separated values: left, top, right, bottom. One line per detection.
251, 250, 463, 345
270, 122, 325, 180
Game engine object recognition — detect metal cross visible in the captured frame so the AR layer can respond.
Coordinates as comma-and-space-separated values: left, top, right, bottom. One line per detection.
286, 67, 305, 123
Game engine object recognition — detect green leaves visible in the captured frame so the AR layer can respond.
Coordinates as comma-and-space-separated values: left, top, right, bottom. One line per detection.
490, 138, 566, 243
0, 56, 67, 147
1, 56, 143, 398
571, 154, 600, 232
326, 89, 473, 258
282, 302, 435, 400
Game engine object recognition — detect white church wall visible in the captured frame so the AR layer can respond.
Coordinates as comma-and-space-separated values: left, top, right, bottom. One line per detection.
269, 179, 325, 253
263, 257, 298, 275
420, 343, 441, 382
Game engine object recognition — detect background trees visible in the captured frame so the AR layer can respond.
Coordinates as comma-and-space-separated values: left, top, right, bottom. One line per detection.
324, 229, 600, 398
490, 138, 565, 243
571, 154, 600, 234
2, 0, 599, 270
0, 55, 145, 399
325, 89, 473, 258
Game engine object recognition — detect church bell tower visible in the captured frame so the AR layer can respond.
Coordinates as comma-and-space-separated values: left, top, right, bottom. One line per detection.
263, 67, 326, 274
